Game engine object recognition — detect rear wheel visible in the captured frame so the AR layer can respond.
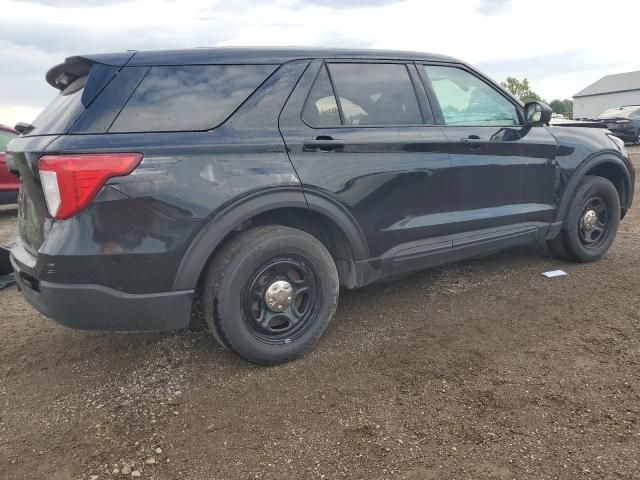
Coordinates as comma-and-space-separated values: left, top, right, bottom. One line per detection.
202, 226, 339, 365
547, 175, 620, 263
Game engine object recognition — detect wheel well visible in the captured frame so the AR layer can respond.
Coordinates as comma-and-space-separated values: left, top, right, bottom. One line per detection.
250, 207, 356, 286
585, 162, 628, 218
193, 207, 358, 298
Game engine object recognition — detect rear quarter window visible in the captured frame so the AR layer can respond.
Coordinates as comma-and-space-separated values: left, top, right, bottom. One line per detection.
110, 64, 277, 133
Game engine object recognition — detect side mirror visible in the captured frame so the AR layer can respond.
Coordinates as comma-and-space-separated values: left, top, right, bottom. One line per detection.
524, 101, 552, 126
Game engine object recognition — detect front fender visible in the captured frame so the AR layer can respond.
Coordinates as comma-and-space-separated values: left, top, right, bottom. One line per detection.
556, 151, 634, 224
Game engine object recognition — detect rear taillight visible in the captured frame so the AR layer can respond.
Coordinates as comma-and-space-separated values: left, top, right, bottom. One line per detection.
38, 153, 142, 219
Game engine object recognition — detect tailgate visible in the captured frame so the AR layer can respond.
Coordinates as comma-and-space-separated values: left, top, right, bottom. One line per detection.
7, 52, 136, 253
7, 135, 59, 253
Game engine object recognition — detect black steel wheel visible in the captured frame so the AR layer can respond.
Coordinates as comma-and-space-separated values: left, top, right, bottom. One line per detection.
548, 175, 620, 263
577, 195, 610, 250
243, 255, 319, 344
202, 225, 339, 365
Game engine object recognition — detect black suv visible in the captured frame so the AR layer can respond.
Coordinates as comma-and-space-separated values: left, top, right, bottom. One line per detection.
8, 48, 635, 364
595, 105, 640, 144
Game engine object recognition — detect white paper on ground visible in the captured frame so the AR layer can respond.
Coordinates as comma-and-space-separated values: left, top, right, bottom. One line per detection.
542, 270, 567, 278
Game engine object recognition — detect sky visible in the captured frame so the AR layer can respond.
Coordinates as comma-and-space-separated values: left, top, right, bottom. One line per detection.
1, 0, 639, 126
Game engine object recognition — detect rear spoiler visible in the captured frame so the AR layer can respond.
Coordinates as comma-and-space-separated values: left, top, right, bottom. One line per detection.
45, 52, 136, 90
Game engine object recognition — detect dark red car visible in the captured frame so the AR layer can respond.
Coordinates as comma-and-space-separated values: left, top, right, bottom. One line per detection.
0, 125, 19, 204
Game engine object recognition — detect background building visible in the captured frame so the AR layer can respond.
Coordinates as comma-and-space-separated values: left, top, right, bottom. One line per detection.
573, 71, 640, 118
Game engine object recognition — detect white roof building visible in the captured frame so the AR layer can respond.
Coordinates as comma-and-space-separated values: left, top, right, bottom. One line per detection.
573, 71, 640, 119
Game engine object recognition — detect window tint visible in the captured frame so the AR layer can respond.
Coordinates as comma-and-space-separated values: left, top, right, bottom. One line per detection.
328, 63, 422, 126
29, 76, 87, 135
0, 130, 16, 151
424, 65, 519, 126
302, 66, 341, 127
111, 64, 276, 133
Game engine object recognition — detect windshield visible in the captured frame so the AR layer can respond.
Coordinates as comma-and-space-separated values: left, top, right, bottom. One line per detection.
597, 107, 640, 119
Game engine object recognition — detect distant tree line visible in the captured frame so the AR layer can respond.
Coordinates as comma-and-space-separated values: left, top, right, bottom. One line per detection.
500, 77, 573, 118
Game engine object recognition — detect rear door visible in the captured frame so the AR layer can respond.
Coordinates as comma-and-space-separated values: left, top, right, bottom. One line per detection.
279, 60, 452, 259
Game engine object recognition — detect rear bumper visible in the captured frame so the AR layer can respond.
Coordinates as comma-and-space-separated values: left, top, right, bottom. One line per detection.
10, 249, 194, 332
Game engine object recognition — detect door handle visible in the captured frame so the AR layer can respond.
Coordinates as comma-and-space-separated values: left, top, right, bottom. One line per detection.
461, 135, 484, 150
303, 137, 345, 152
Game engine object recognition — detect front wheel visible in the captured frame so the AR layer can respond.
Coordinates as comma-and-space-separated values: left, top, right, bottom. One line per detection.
202, 226, 339, 365
548, 175, 620, 263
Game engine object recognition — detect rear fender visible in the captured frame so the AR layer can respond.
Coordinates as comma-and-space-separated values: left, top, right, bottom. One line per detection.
172, 187, 369, 290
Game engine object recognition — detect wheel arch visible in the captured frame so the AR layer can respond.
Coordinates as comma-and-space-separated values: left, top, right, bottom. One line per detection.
173, 187, 369, 291
556, 153, 633, 224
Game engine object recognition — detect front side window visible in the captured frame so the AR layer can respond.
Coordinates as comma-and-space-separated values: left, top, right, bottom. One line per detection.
303, 63, 423, 127
424, 65, 519, 126
111, 64, 276, 133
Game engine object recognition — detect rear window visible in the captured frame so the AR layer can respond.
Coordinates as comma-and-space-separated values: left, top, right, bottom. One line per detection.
29, 76, 87, 136
110, 64, 277, 133
0, 130, 16, 151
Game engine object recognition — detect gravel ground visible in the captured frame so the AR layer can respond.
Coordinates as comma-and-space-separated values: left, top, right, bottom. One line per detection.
1, 147, 639, 480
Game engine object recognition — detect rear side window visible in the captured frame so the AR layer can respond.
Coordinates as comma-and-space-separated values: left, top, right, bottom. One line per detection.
328, 63, 423, 126
110, 64, 277, 133
0, 130, 16, 151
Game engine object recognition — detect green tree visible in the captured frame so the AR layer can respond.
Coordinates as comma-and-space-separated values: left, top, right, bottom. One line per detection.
500, 77, 542, 104
549, 99, 573, 118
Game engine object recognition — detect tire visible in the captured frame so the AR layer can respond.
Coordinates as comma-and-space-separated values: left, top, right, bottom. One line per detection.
635, 129, 640, 145
545, 234, 577, 262
202, 225, 339, 365
548, 175, 620, 263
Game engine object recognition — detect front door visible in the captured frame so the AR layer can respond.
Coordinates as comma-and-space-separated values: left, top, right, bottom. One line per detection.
420, 64, 556, 236
279, 60, 452, 259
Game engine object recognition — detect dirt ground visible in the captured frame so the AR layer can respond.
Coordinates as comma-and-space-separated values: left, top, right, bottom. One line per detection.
1, 147, 639, 480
